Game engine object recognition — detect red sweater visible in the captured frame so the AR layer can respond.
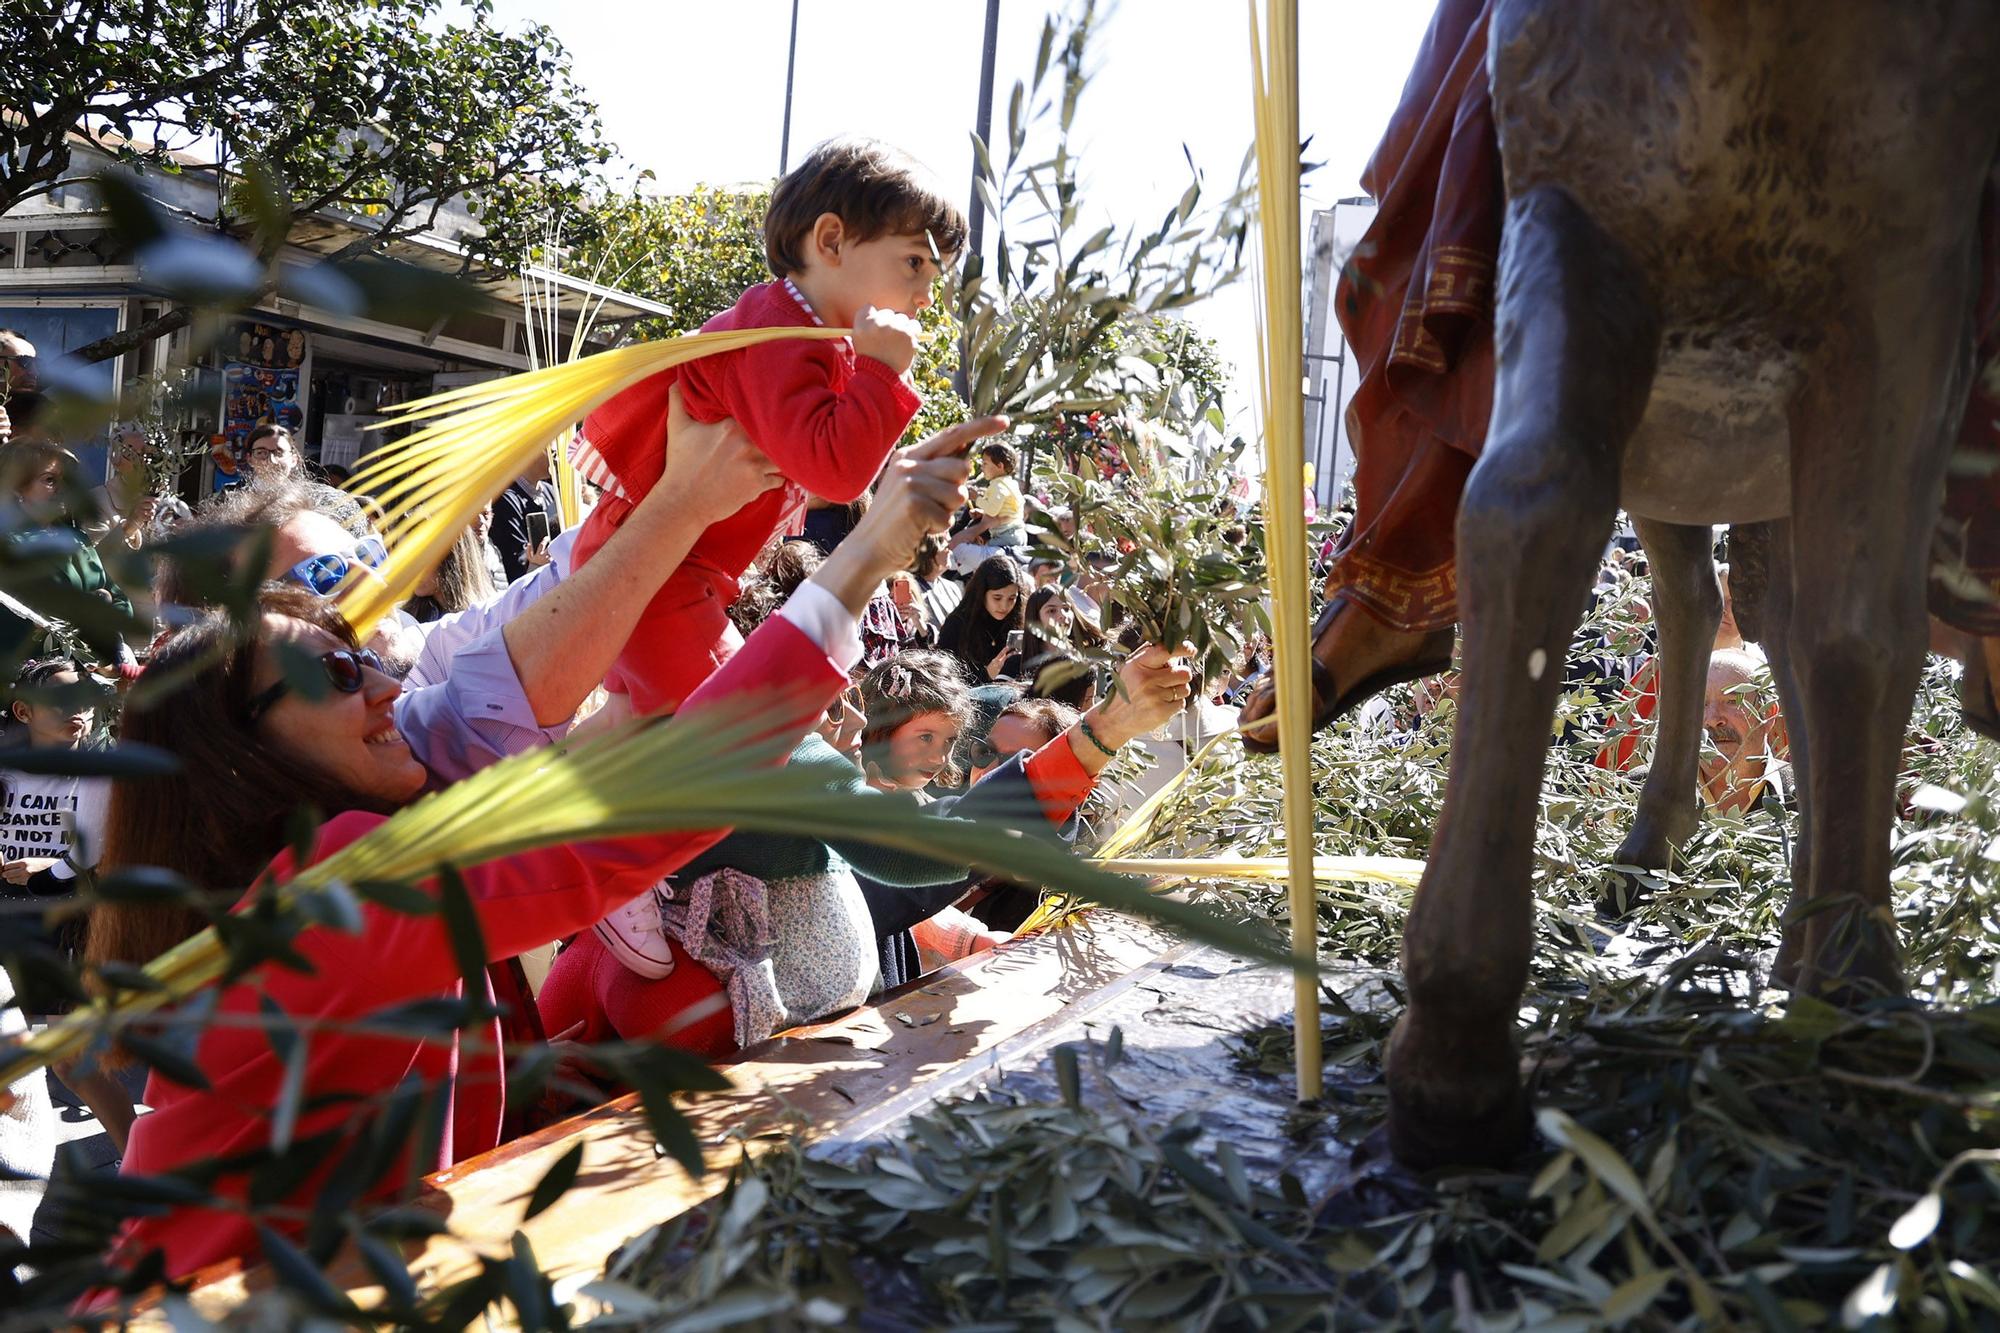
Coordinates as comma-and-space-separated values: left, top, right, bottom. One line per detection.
110, 615, 846, 1283
570, 281, 920, 715
576, 279, 921, 579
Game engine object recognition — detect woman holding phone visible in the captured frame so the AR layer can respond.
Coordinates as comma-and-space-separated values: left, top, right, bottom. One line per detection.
935, 554, 1028, 682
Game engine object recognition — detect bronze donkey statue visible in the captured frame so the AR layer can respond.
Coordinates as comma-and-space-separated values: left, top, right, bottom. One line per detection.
1383, 1, 2000, 1167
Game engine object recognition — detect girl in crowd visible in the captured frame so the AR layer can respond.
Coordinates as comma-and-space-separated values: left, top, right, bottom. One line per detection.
1001, 583, 1104, 682
82, 419, 991, 1283
947, 441, 1029, 573
936, 554, 1027, 682
853, 645, 1191, 989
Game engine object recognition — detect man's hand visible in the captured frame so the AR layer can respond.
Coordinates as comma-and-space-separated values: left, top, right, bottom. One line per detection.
1088, 641, 1197, 751
525, 538, 553, 569
852, 305, 921, 376
1, 859, 28, 886
820, 416, 1008, 608
660, 384, 783, 527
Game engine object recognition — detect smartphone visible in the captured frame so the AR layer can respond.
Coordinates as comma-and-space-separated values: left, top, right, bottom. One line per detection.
1006, 629, 1025, 653
525, 509, 551, 550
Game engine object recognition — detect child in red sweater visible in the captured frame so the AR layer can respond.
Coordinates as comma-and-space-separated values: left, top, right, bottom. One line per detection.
572, 138, 967, 715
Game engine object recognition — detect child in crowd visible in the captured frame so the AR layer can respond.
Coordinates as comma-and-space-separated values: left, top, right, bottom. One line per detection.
947, 441, 1029, 572
570, 137, 967, 716
936, 554, 1028, 682
1, 656, 137, 1152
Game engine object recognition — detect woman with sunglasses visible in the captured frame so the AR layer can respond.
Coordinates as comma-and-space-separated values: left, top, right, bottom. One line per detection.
82, 420, 997, 1286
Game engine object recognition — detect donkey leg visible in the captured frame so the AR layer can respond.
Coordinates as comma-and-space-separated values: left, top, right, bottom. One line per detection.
1386, 186, 1660, 1168
1602, 518, 1720, 913
1781, 298, 1972, 998
1755, 522, 1820, 989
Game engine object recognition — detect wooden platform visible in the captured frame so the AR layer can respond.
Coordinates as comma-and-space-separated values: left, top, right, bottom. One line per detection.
186, 910, 1192, 1318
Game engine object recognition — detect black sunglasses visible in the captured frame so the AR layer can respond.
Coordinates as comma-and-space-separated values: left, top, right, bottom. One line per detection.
956, 736, 999, 770
246, 647, 386, 721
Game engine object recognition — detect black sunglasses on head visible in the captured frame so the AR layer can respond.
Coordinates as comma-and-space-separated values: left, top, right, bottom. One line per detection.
246, 647, 386, 721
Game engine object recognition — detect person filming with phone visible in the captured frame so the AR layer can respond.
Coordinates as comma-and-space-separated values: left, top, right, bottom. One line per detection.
493, 450, 561, 581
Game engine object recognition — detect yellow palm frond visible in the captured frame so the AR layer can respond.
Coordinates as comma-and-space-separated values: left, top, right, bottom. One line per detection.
334, 326, 851, 635
1013, 852, 1423, 937
1248, 0, 1320, 1096
1095, 854, 1426, 890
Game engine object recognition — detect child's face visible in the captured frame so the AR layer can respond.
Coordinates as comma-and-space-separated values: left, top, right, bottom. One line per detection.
825, 228, 947, 323
15, 670, 92, 748
878, 710, 961, 789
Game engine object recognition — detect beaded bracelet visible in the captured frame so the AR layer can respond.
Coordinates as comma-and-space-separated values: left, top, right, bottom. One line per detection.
1076, 716, 1119, 759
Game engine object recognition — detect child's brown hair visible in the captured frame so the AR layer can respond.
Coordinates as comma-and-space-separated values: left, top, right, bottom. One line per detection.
764, 138, 968, 278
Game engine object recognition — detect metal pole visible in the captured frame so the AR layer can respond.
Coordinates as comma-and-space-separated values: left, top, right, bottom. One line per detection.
968, 0, 1001, 260
954, 0, 1002, 402
779, 0, 801, 175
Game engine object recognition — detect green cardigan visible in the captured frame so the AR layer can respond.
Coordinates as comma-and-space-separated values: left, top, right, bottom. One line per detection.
0, 520, 133, 660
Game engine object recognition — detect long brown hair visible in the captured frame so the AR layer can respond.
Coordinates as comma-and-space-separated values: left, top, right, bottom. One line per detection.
87, 585, 392, 971
407, 525, 495, 620
937, 554, 1027, 671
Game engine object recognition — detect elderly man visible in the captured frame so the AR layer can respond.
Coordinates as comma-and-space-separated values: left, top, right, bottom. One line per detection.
1699, 648, 1790, 814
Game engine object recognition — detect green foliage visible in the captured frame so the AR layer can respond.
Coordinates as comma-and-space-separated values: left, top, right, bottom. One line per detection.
1034, 425, 1266, 682
616, 566, 2000, 1330
577, 187, 773, 342
948, 2, 1248, 430
603, 1083, 1338, 1331
573, 184, 966, 446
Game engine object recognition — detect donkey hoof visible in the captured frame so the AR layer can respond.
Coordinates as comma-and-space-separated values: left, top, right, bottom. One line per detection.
1384, 1019, 1532, 1171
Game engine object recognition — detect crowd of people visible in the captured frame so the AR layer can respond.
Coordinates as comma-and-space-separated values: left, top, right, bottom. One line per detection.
0, 139, 1205, 1293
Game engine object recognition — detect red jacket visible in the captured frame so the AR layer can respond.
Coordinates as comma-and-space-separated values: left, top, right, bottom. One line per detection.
569, 281, 921, 715
577, 279, 921, 583
110, 615, 847, 1283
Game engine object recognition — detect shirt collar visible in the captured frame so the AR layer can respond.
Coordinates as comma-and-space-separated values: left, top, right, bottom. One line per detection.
782, 278, 827, 328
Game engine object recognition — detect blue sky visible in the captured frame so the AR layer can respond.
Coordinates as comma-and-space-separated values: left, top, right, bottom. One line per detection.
486, 0, 1436, 425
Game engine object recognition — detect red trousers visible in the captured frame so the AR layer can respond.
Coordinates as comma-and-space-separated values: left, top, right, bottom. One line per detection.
536, 928, 737, 1060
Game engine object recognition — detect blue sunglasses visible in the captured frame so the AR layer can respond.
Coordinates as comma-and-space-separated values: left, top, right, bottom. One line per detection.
286, 534, 388, 595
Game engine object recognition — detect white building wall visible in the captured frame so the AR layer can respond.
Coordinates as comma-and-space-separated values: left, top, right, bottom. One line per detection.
1302, 198, 1378, 512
